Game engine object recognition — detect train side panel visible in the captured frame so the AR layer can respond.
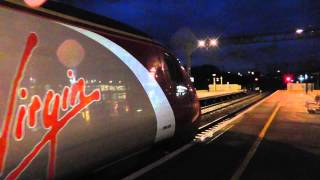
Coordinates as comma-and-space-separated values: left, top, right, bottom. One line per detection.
0, 6, 176, 179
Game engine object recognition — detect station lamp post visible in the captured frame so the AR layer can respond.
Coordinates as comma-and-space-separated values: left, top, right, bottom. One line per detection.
184, 37, 219, 77
197, 38, 218, 90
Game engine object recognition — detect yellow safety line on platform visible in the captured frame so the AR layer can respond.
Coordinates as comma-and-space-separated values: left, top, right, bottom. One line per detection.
231, 103, 281, 180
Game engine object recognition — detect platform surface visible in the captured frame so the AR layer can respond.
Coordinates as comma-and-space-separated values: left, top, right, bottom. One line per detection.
139, 90, 320, 180
196, 90, 244, 100
310, 90, 320, 97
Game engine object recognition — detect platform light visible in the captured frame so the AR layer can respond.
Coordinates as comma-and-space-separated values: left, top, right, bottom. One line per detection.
209, 38, 218, 47
298, 75, 304, 82
198, 38, 219, 49
198, 40, 206, 48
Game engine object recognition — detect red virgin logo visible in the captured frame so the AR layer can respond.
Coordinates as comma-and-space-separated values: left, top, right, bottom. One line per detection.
0, 33, 101, 179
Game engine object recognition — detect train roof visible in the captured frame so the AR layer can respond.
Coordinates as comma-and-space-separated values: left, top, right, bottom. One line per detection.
2, 0, 159, 44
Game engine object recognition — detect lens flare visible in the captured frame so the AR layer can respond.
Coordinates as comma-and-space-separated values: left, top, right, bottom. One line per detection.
57, 39, 85, 68
24, 0, 47, 8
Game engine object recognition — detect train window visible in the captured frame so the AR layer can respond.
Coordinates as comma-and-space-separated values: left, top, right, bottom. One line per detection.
163, 53, 184, 83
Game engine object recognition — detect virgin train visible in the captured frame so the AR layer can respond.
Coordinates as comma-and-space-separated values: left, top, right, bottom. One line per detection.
0, 0, 200, 179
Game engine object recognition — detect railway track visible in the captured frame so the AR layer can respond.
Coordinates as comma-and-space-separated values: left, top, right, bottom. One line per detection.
198, 92, 269, 130
201, 93, 261, 115
195, 92, 270, 142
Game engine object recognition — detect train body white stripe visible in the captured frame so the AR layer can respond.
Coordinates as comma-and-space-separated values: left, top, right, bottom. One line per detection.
61, 23, 175, 142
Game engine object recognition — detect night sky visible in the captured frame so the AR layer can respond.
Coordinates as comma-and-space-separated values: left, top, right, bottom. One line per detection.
64, 0, 320, 73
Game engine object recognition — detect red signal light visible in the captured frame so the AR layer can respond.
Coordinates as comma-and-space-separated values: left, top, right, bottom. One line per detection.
283, 74, 293, 83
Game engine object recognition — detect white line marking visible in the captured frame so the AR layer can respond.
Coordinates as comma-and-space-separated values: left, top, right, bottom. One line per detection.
122, 143, 194, 180
231, 103, 281, 180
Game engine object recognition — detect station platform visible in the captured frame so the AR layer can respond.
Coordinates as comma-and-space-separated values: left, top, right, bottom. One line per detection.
138, 90, 320, 180
196, 90, 244, 100
234, 90, 320, 179
309, 90, 320, 97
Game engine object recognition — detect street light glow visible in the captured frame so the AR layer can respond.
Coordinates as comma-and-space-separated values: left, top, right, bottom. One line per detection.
296, 28, 304, 34
209, 38, 218, 47
298, 75, 304, 82
198, 40, 206, 48
197, 38, 219, 49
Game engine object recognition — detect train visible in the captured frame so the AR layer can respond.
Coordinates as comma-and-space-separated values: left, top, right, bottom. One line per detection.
0, 0, 200, 179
